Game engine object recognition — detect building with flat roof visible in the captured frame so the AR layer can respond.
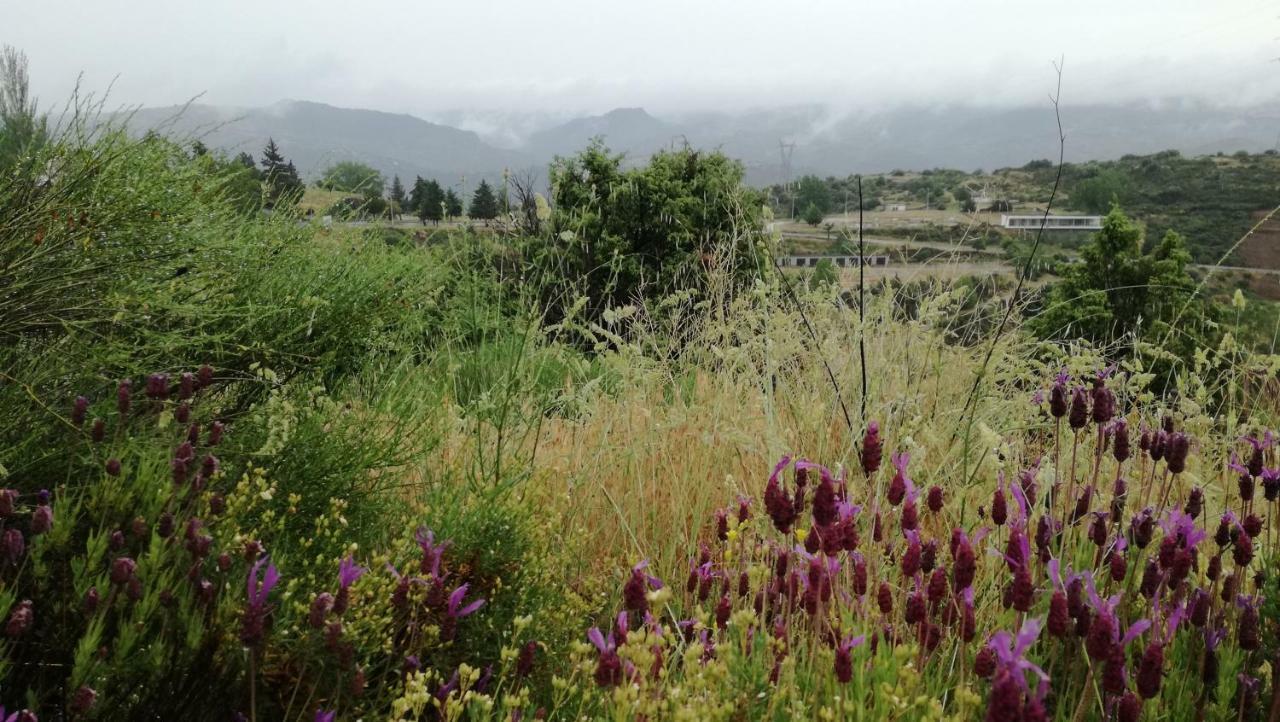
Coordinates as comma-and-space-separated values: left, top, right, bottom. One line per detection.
1001, 214, 1102, 230
779, 255, 890, 268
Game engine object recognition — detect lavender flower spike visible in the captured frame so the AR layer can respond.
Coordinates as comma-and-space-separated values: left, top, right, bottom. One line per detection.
338, 556, 366, 590
447, 583, 486, 618
247, 557, 279, 608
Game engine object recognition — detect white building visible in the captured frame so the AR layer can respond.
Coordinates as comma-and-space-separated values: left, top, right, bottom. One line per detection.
779, 255, 890, 268
1001, 214, 1102, 230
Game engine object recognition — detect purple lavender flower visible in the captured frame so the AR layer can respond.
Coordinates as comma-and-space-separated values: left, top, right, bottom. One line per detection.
1236, 595, 1261, 650
986, 618, 1050, 719
239, 557, 279, 647
1111, 419, 1130, 462
1049, 370, 1068, 418
178, 372, 195, 399
309, 593, 334, 628
887, 452, 912, 507
587, 615, 634, 687
145, 373, 169, 400
5, 600, 32, 637
622, 559, 663, 614
414, 527, 449, 577
314, 710, 336, 722
2, 529, 24, 564
1068, 386, 1089, 430
764, 455, 799, 533
338, 555, 366, 590
861, 422, 882, 475
1082, 574, 1149, 661
116, 379, 132, 414
833, 634, 865, 683
440, 583, 485, 641
30, 505, 52, 535
70, 685, 97, 714
72, 396, 89, 426
1165, 432, 1190, 474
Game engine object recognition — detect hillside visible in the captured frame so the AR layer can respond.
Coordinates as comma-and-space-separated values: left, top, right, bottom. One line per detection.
772, 150, 1280, 264
117, 100, 526, 184
116, 99, 1280, 191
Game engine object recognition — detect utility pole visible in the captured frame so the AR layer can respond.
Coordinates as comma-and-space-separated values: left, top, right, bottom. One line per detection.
779, 139, 796, 217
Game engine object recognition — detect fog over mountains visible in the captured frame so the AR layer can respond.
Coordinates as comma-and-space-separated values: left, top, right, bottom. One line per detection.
121, 99, 1280, 188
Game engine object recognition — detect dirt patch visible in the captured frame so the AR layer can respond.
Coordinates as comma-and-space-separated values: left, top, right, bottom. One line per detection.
1235, 210, 1280, 270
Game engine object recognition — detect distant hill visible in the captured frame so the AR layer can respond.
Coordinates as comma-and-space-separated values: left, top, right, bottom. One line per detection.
524, 107, 672, 161
116, 100, 526, 186
116, 99, 1280, 191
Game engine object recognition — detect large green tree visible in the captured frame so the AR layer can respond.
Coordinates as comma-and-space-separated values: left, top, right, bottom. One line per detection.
410, 177, 444, 224
469, 180, 498, 222
539, 141, 768, 328
444, 188, 463, 218
318, 161, 384, 199
1070, 169, 1128, 214
1029, 206, 1218, 377
794, 175, 832, 215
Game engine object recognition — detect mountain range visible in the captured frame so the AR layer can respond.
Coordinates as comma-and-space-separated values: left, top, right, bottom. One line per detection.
118, 99, 1280, 190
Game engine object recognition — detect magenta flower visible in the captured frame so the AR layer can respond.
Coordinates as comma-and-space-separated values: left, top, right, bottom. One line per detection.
622, 559, 663, 613
145, 373, 169, 400
439, 582, 485, 641
338, 556, 366, 590
834, 634, 866, 683
587, 614, 634, 686
986, 618, 1050, 712
887, 452, 912, 507
5, 600, 32, 638
1082, 574, 1149, 661
861, 422, 882, 475
314, 711, 335, 722
414, 526, 449, 577
447, 583, 485, 618
239, 557, 279, 647
1048, 370, 1068, 418
72, 396, 89, 426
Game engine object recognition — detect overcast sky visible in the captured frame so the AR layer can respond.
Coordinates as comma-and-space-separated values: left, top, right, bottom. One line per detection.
7, 0, 1280, 117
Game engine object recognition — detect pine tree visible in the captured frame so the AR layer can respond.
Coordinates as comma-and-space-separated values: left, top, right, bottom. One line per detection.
422, 180, 445, 224
388, 175, 406, 219
260, 138, 285, 171
469, 179, 498, 223
410, 176, 430, 225
444, 188, 463, 219
259, 138, 302, 208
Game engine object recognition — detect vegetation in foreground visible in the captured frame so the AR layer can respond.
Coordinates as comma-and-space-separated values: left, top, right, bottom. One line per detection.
1, 62, 1278, 721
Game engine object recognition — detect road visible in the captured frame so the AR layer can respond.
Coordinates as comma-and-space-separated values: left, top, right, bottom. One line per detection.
1193, 264, 1280, 277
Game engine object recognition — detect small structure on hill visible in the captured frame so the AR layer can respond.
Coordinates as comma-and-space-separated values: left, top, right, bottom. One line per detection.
779, 254, 890, 268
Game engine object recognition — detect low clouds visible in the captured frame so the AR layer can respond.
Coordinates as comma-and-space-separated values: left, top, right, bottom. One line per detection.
7, 0, 1279, 116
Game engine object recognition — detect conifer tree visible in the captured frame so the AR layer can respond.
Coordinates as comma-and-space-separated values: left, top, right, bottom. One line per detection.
388, 175, 406, 219
469, 179, 498, 222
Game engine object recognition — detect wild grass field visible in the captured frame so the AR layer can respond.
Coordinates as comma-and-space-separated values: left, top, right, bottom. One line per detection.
1, 103, 1278, 722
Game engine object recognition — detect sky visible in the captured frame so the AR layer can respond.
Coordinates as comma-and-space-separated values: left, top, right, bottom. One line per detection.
6, 0, 1280, 118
